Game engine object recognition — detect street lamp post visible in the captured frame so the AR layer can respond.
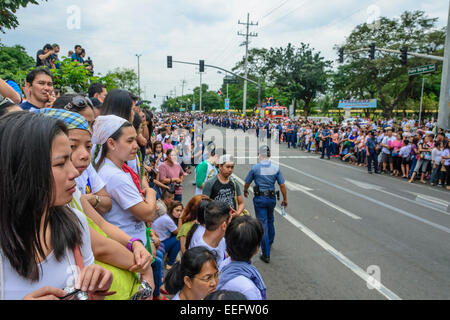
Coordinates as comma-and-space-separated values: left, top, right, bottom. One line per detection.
136, 54, 142, 98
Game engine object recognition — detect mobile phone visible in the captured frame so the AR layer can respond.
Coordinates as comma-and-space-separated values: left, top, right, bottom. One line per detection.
59, 289, 81, 300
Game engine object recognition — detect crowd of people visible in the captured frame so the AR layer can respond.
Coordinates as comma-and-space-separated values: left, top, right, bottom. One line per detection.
206, 114, 450, 189
1, 64, 449, 300
36, 43, 94, 74
0, 67, 268, 301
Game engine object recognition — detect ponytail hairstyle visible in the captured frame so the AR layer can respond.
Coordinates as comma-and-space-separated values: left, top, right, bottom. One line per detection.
0, 112, 83, 281
94, 122, 133, 171
100, 89, 133, 122
164, 246, 217, 295
181, 195, 209, 224
184, 198, 211, 251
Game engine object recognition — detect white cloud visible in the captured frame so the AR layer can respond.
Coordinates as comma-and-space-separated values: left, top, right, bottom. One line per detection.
1, 0, 447, 107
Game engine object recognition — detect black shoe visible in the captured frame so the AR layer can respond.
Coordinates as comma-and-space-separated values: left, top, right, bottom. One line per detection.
192, 182, 196, 186
259, 255, 270, 264
368, 171, 373, 174
320, 157, 324, 159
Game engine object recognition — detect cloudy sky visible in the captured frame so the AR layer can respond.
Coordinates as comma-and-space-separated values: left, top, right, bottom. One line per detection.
1, 0, 448, 107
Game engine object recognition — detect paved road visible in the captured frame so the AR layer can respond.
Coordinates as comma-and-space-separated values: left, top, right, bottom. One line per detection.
181, 125, 450, 300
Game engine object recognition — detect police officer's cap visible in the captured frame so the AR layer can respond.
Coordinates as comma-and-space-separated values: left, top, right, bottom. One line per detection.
207, 141, 216, 154
258, 145, 271, 158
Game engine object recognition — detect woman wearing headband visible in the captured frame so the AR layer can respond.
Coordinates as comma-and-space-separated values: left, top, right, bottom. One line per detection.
93, 115, 168, 299
53, 94, 112, 214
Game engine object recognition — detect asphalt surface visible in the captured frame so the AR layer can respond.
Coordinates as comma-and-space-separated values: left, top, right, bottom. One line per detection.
180, 124, 450, 300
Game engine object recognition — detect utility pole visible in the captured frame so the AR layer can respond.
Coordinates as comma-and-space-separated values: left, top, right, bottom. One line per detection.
136, 54, 142, 98
199, 72, 203, 112
238, 13, 258, 116
419, 76, 425, 125
181, 79, 187, 98
438, 2, 450, 129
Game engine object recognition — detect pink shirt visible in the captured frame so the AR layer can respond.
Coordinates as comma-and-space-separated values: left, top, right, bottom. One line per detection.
390, 139, 403, 152
163, 143, 174, 151
158, 161, 184, 195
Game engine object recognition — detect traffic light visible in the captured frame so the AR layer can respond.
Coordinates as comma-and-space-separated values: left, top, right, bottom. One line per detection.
400, 47, 408, 66
167, 56, 172, 68
339, 48, 344, 63
369, 43, 375, 60
199, 60, 205, 72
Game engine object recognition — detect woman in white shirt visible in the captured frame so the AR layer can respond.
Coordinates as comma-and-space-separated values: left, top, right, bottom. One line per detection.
430, 141, 444, 186
0, 112, 113, 300
92, 115, 171, 299
93, 115, 156, 249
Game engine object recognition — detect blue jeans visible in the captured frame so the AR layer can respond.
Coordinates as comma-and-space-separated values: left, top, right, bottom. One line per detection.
162, 236, 181, 266
330, 142, 337, 156
409, 157, 417, 178
253, 196, 277, 258
151, 255, 163, 297
430, 164, 442, 184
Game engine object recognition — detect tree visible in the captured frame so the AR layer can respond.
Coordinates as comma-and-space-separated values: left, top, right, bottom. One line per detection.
0, 42, 35, 81
102, 68, 139, 95
264, 43, 331, 117
0, 0, 47, 33
333, 10, 444, 118
49, 57, 95, 93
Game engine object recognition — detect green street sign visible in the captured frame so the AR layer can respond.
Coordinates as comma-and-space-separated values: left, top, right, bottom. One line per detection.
408, 64, 436, 76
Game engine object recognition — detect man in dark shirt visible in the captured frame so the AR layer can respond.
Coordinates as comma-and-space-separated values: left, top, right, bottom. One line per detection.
202, 154, 244, 217
36, 44, 54, 68
19, 68, 54, 111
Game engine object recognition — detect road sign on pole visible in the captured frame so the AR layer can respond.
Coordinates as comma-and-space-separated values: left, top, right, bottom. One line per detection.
408, 64, 436, 76
224, 98, 230, 110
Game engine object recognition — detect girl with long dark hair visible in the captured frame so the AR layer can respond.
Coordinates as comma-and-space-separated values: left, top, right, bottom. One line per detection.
0, 112, 113, 300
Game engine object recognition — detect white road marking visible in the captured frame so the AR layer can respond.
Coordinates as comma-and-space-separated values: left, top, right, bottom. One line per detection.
274, 161, 450, 234
234, 156, 318, 159
346, 179, 450, 216
234, 175, 361, 220
284, 181, 314, 192
232, 174, 400, 300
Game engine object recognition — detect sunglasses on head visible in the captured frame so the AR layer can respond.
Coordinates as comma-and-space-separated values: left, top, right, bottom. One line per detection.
64, 96, 93, 112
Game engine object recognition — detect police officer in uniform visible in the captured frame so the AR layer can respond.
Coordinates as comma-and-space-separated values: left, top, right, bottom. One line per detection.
243, 145, 288, 263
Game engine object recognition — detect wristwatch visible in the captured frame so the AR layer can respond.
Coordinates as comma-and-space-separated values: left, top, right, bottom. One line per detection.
127, 238, 144, 252
130, 280, 153, 300
93, 195, 100, 209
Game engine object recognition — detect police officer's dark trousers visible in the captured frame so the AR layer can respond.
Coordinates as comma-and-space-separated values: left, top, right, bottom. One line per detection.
253, 195, 277, 258
367, 149, 379, 173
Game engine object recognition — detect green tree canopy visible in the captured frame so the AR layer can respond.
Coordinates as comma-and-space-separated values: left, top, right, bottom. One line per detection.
0, 42, 35, 80
102, 68, 139, 95
333, 10, 444, 118
0, 0, 47, 33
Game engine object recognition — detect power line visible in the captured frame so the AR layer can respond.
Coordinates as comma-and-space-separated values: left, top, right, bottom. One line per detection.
259, 0, 291, 20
